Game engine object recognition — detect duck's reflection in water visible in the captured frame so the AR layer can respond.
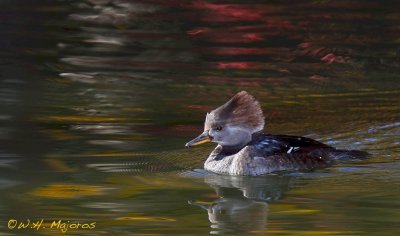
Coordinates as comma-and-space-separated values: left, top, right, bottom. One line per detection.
187, 172, 293, 234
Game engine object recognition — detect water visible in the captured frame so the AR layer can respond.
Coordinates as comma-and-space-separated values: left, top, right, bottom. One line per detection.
1, 0, 399, 235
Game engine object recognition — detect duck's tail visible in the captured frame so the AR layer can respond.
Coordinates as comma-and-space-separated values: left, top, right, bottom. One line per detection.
330, 149, 370, 161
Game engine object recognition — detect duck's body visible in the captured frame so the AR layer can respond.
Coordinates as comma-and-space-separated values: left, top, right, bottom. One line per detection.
205, 133, 366, 176
186, 91, 368, 176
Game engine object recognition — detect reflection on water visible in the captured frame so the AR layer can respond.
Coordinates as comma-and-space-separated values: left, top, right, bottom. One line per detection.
0, 0, 400, 235
190, 197, 269, 235
188, 172, 291, 234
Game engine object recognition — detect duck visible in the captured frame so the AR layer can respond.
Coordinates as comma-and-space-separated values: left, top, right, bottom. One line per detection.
185, 91, 368, 176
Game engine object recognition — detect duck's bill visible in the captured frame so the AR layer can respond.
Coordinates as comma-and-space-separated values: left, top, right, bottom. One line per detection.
185, 131, 211, 148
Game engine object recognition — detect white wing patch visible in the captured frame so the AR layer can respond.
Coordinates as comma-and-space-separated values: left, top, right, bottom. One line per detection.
287, 146, 300, 154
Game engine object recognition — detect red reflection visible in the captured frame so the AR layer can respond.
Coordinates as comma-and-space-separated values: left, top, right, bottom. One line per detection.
191, 1, 270, 22
210, 47, 290, 56
297, 42, 352, 64
242, 33, 264, 42
216, 62, 261, 69
186, 27, 209, 36
186, 27, 268, 43
321, 53, 351, 64
186, 18, 303, 44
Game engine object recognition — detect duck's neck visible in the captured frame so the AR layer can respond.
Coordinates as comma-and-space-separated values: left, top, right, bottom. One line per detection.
219, 132, 263, 155
219, 144, 245, 155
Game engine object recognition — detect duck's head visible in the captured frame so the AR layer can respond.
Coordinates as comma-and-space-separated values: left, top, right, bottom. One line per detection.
185, 91, 265, 148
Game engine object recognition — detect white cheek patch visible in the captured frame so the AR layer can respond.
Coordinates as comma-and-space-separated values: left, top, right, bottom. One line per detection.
217, 126, 252, 146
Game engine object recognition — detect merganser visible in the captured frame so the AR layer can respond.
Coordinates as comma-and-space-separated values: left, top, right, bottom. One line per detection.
185, 91, 367, 176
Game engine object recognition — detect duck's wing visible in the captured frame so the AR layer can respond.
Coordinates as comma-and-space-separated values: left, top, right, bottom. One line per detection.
249, 134, 368, 172
251, 134, 333, 156
274, 135, 332, 153
266, 135, 369, 160
245, 135, 334, 172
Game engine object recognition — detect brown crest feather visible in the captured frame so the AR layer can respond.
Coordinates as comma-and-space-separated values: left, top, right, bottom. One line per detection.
205, 91, 265, 132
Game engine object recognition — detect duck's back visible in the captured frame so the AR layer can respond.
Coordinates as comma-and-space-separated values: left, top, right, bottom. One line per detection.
240, 134, 368, 175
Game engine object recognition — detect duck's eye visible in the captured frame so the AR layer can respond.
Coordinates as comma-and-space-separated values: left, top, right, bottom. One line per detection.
215, 126, 223, 132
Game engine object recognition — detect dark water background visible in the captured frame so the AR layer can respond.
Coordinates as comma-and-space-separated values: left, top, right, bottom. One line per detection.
0, 0, 399, 235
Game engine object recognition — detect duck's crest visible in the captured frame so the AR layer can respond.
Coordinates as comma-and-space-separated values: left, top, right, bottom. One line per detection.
205, 91, 265, 133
